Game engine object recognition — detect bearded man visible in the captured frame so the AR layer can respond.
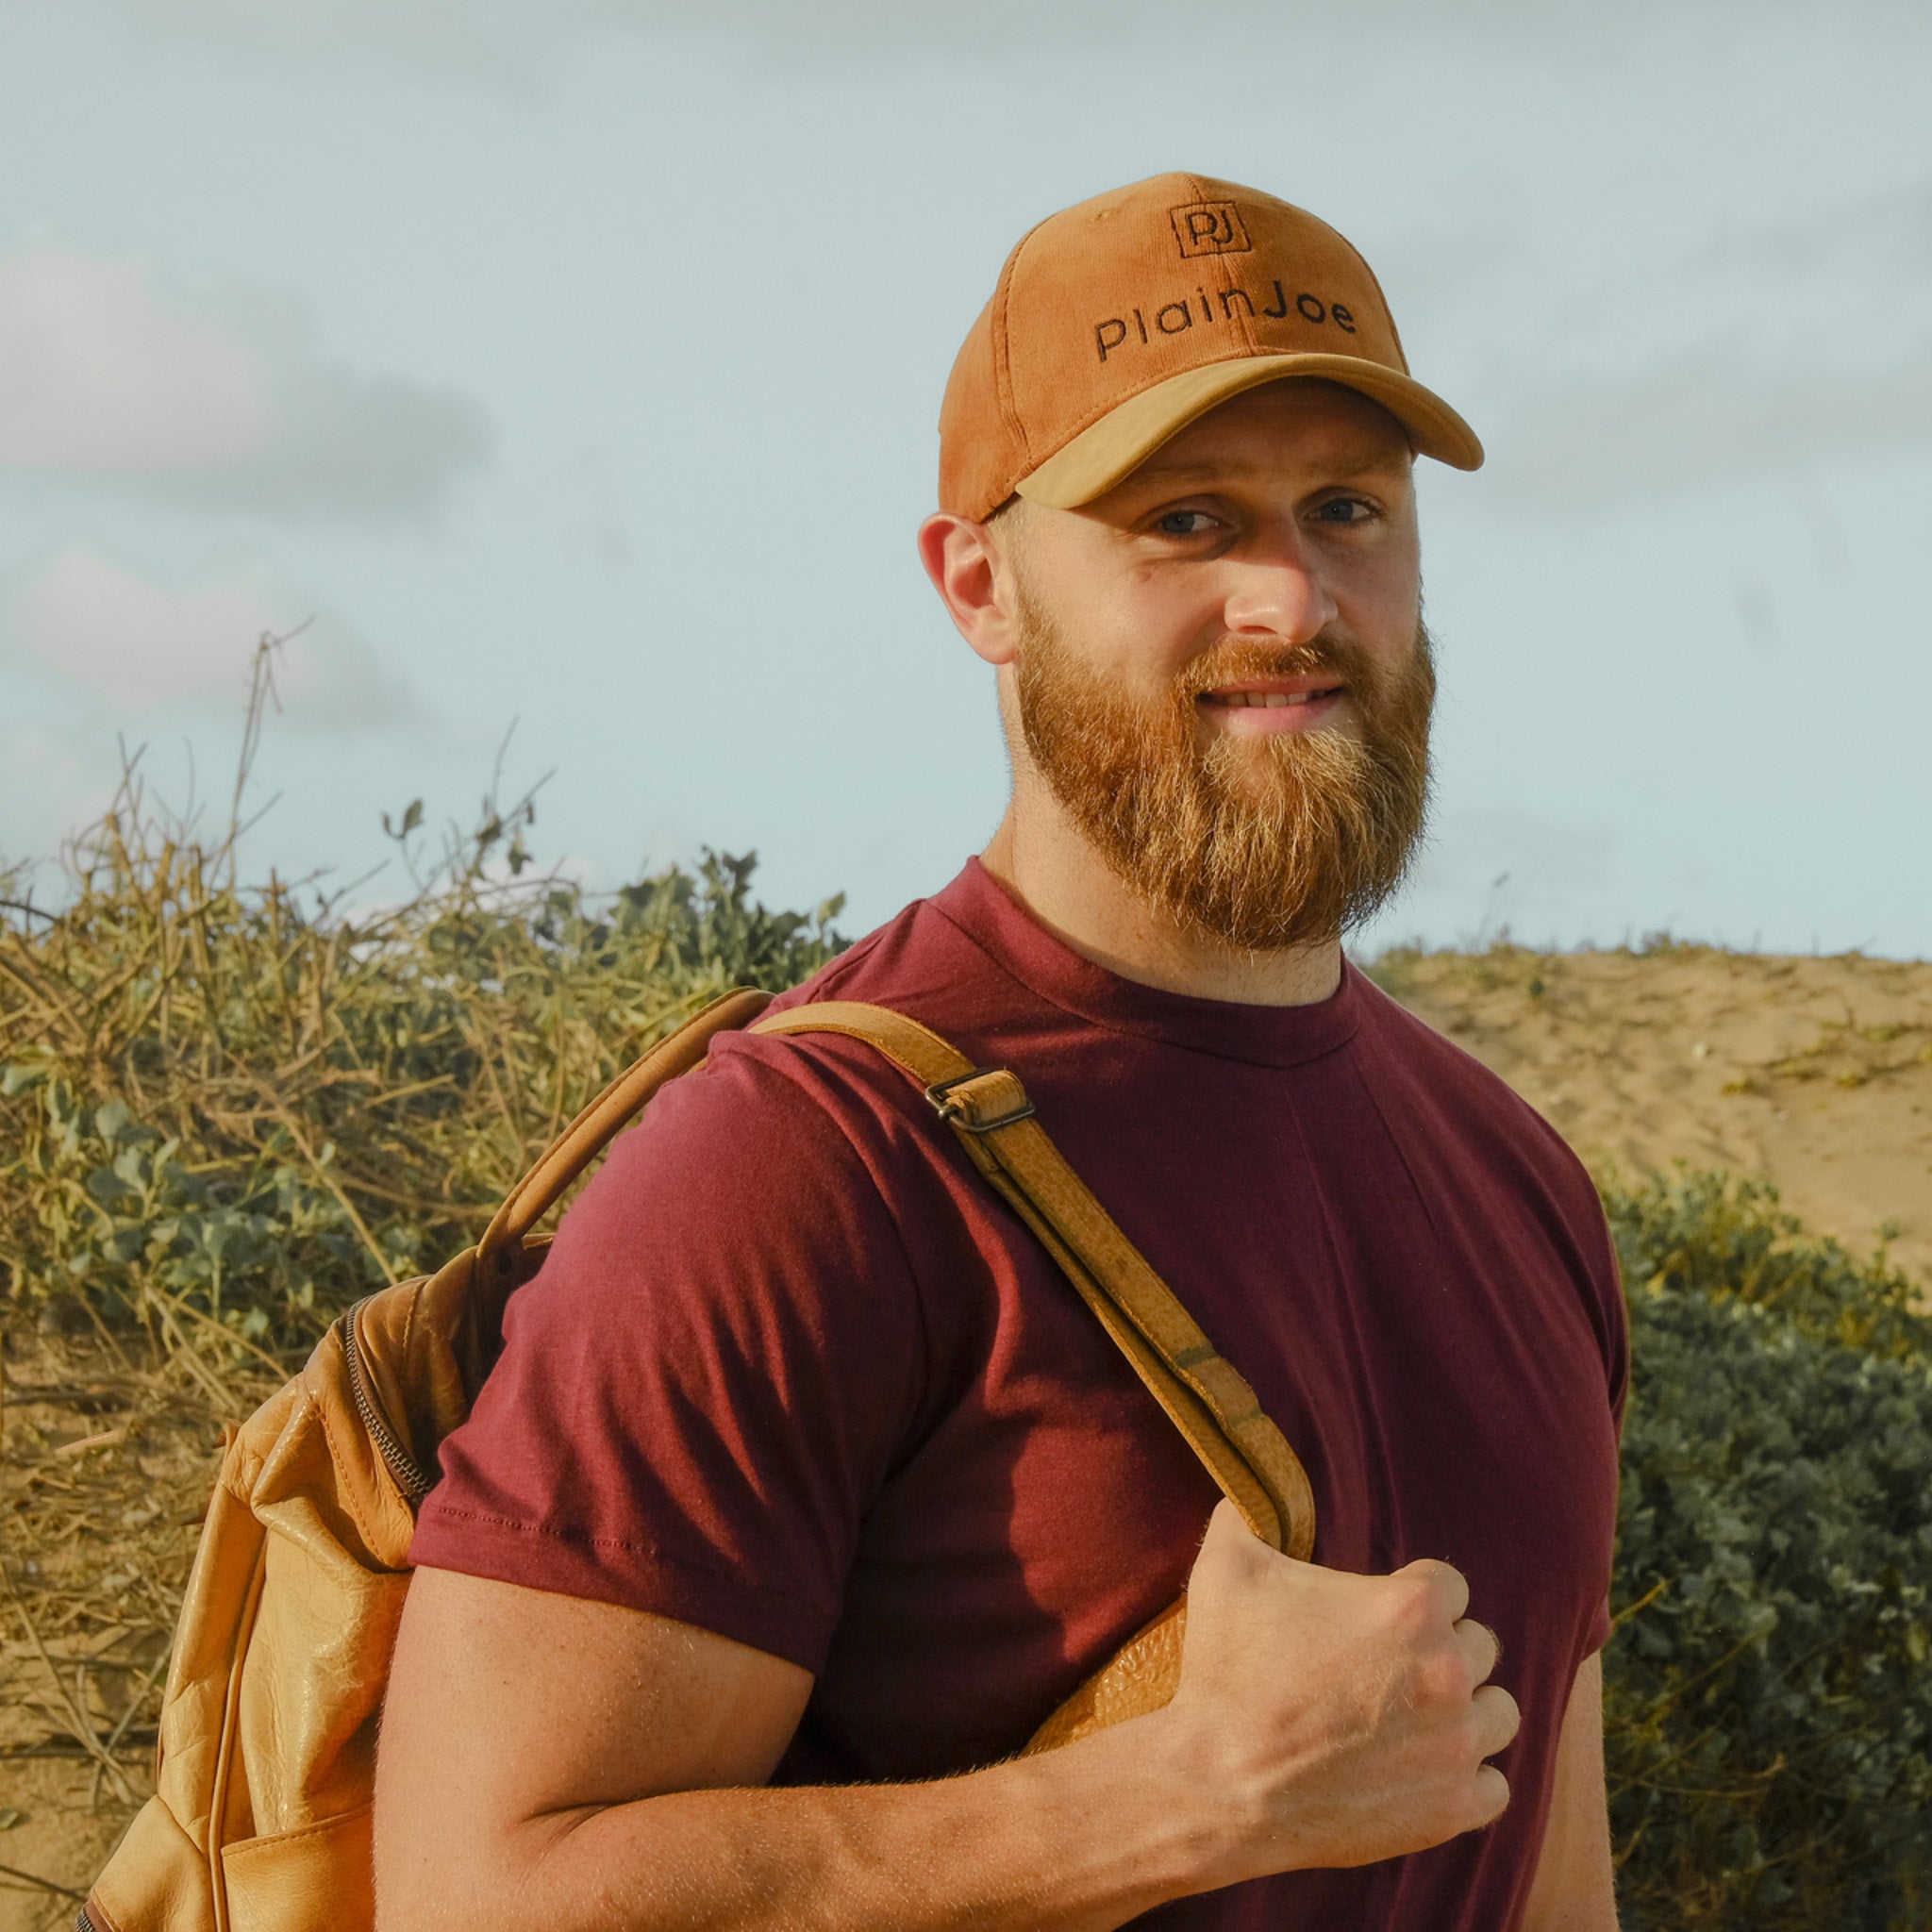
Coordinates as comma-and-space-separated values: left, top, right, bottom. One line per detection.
375, 175, 1625, 1932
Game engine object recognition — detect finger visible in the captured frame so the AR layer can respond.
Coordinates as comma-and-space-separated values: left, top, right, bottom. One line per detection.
1472, 1683, 1522, 1757
1397, 1557, 1470, 1624
1469, 1763, 1511, 1829
1453, 1617, 1501, 1685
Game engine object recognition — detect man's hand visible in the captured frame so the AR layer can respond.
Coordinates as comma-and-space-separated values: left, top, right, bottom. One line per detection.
1163, 1500, 1520, 1887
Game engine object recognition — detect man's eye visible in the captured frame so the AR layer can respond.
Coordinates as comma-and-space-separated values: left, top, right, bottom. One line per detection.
1154, 509, 1216, 537
1312, 497, 1373, 524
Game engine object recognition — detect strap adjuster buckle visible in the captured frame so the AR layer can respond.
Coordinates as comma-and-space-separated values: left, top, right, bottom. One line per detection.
924, 1065, 1037, 1134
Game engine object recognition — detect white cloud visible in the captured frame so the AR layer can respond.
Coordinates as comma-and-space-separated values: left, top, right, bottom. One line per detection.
0, 250, 491, 521
0, 253, 269, 471
5, 541, 425, 728
16, 541, 271, 707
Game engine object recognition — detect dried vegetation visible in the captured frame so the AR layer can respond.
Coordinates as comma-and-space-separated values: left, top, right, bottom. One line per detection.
1, 665, 844, 1922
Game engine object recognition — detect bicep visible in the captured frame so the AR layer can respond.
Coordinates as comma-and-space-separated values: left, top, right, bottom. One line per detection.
410, 1050, 931, 1671
375, 1565, 813, 1907
1520, 1650, 1617, 1931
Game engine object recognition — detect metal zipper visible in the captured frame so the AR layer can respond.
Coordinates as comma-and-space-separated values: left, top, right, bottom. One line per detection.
339, 1300, 434, 1505
75, 1906, 97, 1932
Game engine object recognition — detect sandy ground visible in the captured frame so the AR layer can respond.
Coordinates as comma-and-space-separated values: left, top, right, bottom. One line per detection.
1374, 944, 1932, 1289
0, 1761, 122, 1932
2, 1341, 238, 1932
3, 944, 1928, 1923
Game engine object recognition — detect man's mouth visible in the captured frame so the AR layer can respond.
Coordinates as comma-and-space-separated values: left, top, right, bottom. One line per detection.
1196, 678, 1349, 730
1204, 688, 1341, 708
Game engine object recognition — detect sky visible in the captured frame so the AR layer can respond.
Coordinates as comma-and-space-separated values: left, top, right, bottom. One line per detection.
2, 0, 1928, 957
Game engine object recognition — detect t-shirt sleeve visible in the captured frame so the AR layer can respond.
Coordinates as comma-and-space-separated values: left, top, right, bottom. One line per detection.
408, 1041, 931, 1676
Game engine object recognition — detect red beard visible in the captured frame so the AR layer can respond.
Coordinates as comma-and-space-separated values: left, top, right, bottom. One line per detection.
1014, 607, 1436, 953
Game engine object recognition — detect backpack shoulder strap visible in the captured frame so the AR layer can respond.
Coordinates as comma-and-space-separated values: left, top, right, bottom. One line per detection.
753, 1001, 1317, 1560
474, 986, 774, 1277
465, 985, 1315, 1560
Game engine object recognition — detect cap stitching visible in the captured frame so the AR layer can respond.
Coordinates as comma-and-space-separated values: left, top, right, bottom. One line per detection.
1220, 259, 1260, 355
1334, 232, 1412, 375
991, 222, 1047, 469
1177, 172, 1260, 357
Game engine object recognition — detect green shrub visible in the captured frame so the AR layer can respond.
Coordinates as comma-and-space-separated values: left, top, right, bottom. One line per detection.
1605, 1171, 1932, 1928
0, 780, 844, 1352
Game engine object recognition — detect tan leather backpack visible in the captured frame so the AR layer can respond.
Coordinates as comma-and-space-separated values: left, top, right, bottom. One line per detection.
80, 990, 1315, 1932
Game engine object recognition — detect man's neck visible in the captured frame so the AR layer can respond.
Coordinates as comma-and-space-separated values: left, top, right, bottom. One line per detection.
978, 783, 1343, 1009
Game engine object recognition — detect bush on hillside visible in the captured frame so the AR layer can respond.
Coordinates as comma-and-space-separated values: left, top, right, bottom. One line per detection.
1604, 1171, 1932, 1928
0, 774, 844, 1352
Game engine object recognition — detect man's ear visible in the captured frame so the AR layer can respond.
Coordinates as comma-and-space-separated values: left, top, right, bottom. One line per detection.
917, 508, 1026, 668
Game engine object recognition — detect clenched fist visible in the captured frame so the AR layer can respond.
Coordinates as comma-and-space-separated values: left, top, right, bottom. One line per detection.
1159, 1501, 1520, 1885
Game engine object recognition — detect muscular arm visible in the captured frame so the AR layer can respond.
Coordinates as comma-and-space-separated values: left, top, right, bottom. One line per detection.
1521, 1652, 1618, 1931
374, 1567, 1207, 1932
375, 1505, 1520, 1932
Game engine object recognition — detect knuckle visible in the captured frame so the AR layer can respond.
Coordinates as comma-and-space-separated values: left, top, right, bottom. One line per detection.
1412, 1651, 1473, 1710
1388, 1557, 1467, 1627
1406, 1556, 1467, 1592
1384, 1570, 1444, 1631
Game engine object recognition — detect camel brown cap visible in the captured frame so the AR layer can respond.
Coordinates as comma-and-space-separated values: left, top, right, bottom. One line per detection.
938, 172, 1483, 520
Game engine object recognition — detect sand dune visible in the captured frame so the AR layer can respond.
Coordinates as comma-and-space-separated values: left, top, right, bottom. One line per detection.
1373, 944, 1932, 1288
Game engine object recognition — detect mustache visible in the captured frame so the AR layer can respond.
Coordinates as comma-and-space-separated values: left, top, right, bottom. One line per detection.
1172, 629, 1391, 702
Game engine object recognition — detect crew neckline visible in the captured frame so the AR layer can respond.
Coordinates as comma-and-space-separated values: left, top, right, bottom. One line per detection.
925, 858, 1363, 1070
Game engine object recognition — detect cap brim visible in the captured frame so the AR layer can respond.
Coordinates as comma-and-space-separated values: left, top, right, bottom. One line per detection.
1013, 354, 1484, 509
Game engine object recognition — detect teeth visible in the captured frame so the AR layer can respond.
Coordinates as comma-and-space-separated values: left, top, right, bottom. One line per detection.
1221, 691, 1321, 707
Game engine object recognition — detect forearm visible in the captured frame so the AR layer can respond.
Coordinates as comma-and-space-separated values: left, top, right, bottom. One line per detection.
514, 1723, 1221, 1932
1519, 1653, 1617, 1930
438, 1719, 1225, 1932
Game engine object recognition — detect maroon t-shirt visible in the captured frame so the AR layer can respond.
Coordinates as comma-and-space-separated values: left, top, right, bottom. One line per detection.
413, 858, 1625, 1930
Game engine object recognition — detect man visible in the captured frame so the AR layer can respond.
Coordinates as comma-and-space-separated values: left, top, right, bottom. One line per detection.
375, 174, 1625, 1930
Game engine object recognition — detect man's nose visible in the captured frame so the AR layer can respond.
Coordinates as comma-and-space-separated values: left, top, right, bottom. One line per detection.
1221, 539, 1337, 645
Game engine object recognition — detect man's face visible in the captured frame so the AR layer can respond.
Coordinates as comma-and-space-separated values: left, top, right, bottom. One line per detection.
1000, 377, 1434, 953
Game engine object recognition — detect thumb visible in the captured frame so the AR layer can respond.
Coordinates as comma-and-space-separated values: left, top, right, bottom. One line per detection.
1200, 1497, 1257, 1552
1191, 1497, 1280, 1587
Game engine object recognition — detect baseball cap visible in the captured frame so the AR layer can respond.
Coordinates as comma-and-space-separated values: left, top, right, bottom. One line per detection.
938, 172, 1482, 521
